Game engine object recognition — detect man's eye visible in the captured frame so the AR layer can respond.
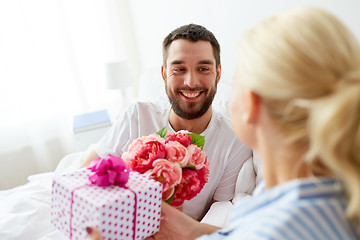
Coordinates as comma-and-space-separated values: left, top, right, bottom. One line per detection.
174, 68, 185, 72
199, 67, 210, 72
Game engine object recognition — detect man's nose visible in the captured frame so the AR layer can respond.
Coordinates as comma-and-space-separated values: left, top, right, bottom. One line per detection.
183, 71, 199, 88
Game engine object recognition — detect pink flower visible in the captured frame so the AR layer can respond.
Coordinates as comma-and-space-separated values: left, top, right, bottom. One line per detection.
166, 131, 191, 147
165, 141, 189, 167
170, 167, 209, 206
122, 127, 209, 206
144, 159, 182, 200
186, 144, 207, 170
121, 135, 166, 174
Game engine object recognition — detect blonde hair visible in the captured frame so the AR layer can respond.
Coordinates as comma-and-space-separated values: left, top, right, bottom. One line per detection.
236, 6, 360, 231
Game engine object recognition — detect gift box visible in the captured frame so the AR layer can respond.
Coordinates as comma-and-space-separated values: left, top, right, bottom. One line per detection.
51, 169, 162, 240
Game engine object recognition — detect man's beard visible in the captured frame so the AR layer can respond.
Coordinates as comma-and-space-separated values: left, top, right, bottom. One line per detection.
165, 81, 217, 120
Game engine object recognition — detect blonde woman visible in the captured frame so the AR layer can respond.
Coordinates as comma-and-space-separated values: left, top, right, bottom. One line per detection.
88, 6, 360, 240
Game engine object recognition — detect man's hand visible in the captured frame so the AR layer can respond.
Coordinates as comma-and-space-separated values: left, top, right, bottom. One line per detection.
86, 227, 103, 240
79, 149, 100, 168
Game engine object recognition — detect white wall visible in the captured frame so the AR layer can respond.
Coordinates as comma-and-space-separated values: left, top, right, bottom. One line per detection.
129, 0, 360, 86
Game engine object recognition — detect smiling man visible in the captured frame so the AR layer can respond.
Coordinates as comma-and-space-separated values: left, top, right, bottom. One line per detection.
80, 24, 256, 222
163, 38, 219, 134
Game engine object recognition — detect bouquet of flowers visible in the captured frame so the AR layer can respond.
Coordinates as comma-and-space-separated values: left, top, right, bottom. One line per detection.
121, 127, 209, 206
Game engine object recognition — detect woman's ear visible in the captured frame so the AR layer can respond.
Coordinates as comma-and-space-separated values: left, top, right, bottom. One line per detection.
244, 90, 261, 124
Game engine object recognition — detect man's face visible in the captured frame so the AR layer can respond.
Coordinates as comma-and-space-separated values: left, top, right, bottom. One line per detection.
162, 39, 220, 120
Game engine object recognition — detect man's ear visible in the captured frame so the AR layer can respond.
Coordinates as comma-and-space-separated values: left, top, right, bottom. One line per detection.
244, 90, 261, 124
161, 65, 166, 83
216, 64, 221, 84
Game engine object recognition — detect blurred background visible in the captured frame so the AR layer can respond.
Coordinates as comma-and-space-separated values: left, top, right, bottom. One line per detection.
1, 0, 359, 190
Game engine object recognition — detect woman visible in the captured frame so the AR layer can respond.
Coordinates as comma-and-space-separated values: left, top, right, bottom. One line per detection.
88, 6, 360, 239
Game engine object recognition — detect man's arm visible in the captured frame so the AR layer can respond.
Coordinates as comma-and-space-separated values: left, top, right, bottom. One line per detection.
212, 145, 253, 202
79, 149, 99, 168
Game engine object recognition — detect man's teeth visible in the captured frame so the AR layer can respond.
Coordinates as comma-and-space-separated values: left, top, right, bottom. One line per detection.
182, 92, 201, 98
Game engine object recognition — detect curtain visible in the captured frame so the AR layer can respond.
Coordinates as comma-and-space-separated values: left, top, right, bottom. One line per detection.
0, 0, 131, 189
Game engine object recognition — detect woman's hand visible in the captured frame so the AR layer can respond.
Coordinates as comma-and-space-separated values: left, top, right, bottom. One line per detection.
145, 202, 198, 240
87, 202, 219, 240
145, 202, 219, 240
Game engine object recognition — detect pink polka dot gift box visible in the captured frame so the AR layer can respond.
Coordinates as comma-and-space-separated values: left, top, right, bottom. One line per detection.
50, 155, 162, 240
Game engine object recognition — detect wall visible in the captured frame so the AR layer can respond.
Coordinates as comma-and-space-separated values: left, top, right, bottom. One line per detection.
129, 0, 360, 86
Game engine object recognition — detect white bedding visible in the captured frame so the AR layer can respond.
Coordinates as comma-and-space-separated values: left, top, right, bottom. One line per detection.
0, 152, 84, 240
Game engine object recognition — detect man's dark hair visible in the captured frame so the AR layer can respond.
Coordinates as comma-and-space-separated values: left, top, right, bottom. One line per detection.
162, 24, 221, 68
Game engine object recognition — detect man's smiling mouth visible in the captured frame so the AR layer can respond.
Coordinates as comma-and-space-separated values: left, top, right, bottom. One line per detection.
180, 91, 204, 99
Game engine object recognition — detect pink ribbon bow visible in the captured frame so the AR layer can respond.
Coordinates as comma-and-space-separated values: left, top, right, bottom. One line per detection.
68, 155, 136, 239
87, 154, 130, 186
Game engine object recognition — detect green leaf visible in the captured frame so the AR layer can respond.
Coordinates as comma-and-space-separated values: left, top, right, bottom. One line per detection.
164, 195, 173, 204
156, 127, 168, 139
186, 133, 205, 149
183, 165, 196, 170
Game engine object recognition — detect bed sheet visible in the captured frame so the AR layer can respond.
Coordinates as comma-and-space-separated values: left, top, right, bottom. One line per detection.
0, 151, 85, 240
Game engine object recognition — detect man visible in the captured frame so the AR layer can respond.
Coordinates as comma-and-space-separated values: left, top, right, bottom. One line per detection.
80, 24, 255, 221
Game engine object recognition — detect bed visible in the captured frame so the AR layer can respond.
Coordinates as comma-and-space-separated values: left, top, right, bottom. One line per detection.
0, 69, 262, 239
